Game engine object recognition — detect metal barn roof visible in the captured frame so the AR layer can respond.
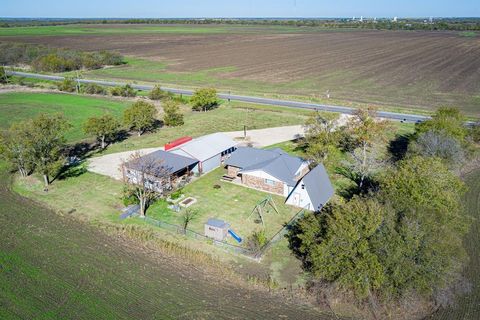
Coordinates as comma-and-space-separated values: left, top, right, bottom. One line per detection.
171, 133, 237, 162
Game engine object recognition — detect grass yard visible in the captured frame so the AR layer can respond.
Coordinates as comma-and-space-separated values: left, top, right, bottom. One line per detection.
0, 92, 129, 142
104, 102, 309, 154
147, 168, 301, 245
0, 91, 309, 152
13, 166, 124, 222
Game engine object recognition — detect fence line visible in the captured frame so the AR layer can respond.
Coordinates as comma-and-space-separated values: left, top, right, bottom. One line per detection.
142, 216, 252, 256
254, 207, 307, 259
139, 206, 309, 260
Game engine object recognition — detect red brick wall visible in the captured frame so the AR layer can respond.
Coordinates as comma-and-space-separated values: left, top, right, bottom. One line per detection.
227, 166, 240, 177
242, 174, 284, 195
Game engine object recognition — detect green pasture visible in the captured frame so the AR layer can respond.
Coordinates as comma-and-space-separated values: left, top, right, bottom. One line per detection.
0, 92, 129, 142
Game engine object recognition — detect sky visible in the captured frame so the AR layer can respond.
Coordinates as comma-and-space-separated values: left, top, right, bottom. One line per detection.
1, 0, 479, 19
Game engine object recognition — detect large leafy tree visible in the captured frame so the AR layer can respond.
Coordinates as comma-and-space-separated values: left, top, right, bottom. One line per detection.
29, 114, 71, 189
57, 77, 77, 93
191, 88, 218, 112
309, 197, 386, 299
409, 130, 465, 167
162, 99, 184, 127
304, 112, 342, 166
123, 100, 157, 136
148, 85, 167, 100
83, 114, 121, 149
0, 121, 35, 177
415, 107, 467, 141
288, 156, 468, 303
376, 156, 468, 298
110, 84, 136, 97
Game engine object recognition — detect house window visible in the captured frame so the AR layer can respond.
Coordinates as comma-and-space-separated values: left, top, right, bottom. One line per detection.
264, 179, 276, 186
301, 184, 305, 190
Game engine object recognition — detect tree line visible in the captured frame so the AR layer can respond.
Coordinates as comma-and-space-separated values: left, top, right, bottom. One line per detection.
1, 18, 479, 31
289, 107, 480, 315
0, 42, 125, 72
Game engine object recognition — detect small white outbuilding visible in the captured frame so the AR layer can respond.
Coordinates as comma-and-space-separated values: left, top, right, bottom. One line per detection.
204, 218, 230, 241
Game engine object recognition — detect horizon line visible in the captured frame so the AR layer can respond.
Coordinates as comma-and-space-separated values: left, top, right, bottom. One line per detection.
1, 16, 479, 20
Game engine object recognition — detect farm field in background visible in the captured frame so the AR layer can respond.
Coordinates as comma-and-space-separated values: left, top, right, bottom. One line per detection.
2, 24, 480, 116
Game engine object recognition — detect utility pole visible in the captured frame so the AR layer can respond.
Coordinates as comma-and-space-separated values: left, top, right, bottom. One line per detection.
2, 65, 9, 84
75, 70, 81, 94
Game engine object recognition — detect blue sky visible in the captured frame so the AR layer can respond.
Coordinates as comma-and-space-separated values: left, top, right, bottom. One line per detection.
2, 0, 479, 18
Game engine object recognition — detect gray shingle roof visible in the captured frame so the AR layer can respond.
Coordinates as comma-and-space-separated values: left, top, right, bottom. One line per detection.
206, 218, 230, 229
126, 150, 198, 175
302, 164, 334, 211
225, 147, 307, 186
225, 147, 280, 168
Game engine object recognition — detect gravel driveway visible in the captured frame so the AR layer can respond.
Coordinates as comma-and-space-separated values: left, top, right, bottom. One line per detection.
88, 125, 305, 180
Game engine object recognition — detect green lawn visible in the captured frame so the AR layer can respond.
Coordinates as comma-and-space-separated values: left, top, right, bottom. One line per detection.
0, 24, 322, 37
104, 102, 309, 154
147, 168, 301, 245
0, 92, 129, 142
0, 91, 309, 152
0, 25, 231, 37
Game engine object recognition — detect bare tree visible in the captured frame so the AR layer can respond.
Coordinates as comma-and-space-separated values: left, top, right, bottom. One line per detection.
345, 107, 390, 189
343, 146, 386, 189
181, 208, 199, 234
122, 152, 172, 217
411, 130, 465, 166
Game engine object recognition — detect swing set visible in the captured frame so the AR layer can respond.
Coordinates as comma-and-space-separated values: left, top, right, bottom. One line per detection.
247, 195, 279, 227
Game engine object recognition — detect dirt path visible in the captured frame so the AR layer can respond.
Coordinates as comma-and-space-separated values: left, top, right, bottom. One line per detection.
88, 125, 306, 180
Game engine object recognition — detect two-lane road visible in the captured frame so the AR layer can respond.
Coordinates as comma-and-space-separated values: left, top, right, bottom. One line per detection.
6, 70, 433, 123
